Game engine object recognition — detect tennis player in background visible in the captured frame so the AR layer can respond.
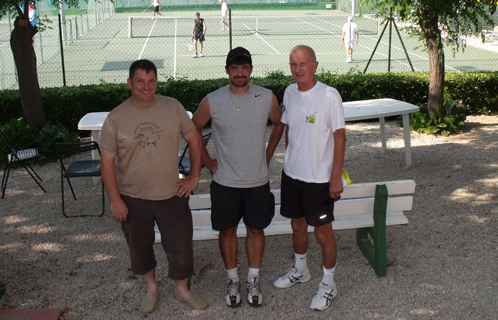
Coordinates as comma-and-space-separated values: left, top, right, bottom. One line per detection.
219, 0, 229, 31
192, 12, 207, 58
341, 16, 359, 63
148, 0, 163, 17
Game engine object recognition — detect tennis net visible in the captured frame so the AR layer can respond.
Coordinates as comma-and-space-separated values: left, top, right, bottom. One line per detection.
128, 14, 379, 39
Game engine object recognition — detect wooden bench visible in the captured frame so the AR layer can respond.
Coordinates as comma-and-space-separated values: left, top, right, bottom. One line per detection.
155, 180, 416, 277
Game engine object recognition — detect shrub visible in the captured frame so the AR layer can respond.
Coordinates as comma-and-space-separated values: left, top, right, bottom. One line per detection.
407, 100, 467, 136
0, 117, 81, 166
0, 71, 496, 137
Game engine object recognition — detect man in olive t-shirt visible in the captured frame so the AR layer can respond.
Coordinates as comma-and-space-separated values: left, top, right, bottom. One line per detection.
100, 59, 207, 314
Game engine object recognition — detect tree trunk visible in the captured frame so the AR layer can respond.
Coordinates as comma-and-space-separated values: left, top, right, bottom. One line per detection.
10, 16, 46, 128
423, 11, 445, 116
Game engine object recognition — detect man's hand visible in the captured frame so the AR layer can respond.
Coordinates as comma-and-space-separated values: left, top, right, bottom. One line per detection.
329, 175, 343, 200
176, 175, 199, 197
204, 157, 218, 174
111, 198, 128, 222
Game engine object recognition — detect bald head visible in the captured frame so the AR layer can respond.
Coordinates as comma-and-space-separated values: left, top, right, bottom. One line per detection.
289, 45, 318, 91
290, 45, 316, 63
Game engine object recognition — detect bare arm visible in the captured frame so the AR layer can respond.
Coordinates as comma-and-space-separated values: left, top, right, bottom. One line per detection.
100, 151, 128, 222
192, 96, 218, 173
176, 128, 203, 197
329, 128, 346, 199
203, 20, 207, 35
266, 94, 285, 166
341, 31, 345, 47
284, 125, 289, 149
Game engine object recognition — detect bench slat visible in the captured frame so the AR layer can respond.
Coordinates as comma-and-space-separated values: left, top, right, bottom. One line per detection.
188, 180, 416, 210
191, 196, 413, 226
156, 211, 409, 241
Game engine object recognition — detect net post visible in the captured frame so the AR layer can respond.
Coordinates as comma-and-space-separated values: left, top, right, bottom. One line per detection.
229, 8, 232, 50
75, 15, 79, 39
128, 16, 132, 38
69, 19, 73, 44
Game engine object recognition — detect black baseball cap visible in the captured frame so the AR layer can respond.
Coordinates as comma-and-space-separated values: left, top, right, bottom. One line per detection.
226, 47, 252, 66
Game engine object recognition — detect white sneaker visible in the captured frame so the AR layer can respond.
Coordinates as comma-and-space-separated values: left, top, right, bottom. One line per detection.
193, 53, 197, 58
273, 267, 311, 288
221, 28, 225, 31
346, 56, 351, 63
199, 53, 203, 57
246, 277, 263, 307
310, 282, 338, 311
225, 278, 241, 307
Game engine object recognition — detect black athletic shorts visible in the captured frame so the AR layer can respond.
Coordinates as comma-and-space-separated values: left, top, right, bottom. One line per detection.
194, 33, 205, 41
210, 181, 275, 231
154, 5, 159, 12
280, 170, 335, 227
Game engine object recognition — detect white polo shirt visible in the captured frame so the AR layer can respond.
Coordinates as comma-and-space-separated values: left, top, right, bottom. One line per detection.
281, 81, 345, 183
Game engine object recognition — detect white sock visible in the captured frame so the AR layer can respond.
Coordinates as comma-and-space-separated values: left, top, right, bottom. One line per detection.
321, 266, 336, 286
227, 267, 239, 281
294, 252, 308, 274
247, 267, 260, 279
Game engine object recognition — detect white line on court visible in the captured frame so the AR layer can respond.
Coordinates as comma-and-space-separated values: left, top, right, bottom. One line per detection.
296, 17, 421, 71
242, 23, 280, 54
138, 19, 157, 60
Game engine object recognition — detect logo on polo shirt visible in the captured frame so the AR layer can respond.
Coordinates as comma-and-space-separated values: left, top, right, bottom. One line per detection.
306, 111, 318, 124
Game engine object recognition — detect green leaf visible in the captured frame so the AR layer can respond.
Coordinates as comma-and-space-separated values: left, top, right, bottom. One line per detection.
426, 126, 440, 134
443, 116, 456, 125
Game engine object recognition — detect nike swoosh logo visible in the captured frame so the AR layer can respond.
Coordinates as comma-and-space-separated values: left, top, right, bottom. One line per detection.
255, 94, 262, 97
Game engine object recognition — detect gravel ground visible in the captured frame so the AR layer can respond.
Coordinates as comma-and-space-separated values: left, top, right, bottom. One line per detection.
1, 115, 497, 319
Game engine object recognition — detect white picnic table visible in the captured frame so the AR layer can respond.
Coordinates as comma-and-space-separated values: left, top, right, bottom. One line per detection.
343, 98, 419, 166
78, 98, 419, 165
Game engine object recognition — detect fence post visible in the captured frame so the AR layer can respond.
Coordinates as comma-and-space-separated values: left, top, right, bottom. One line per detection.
58, 14, 67, 87
229, 8, 232, 50
39, 32, 44, 63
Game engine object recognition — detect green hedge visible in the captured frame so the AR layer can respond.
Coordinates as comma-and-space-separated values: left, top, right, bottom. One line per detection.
1, 71, 497, 133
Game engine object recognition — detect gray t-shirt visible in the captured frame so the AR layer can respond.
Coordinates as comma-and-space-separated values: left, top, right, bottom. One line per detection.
207, 84, 272, 188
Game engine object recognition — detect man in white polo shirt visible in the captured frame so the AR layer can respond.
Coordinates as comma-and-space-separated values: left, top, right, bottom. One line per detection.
273, 45, 346, 311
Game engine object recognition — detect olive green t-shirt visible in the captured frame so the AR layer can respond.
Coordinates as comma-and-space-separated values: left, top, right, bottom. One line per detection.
100, 95, 195, 200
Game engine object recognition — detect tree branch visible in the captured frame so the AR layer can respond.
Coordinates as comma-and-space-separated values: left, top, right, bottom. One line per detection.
9, 0, 24, 17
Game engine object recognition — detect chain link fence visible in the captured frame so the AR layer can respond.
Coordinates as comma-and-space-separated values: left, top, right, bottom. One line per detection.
1, 5, 498, 90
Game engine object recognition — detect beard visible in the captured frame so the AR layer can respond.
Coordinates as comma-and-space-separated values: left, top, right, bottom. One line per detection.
230, 76, 249, 87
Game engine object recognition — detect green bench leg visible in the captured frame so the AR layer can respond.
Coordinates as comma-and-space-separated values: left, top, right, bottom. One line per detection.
356, 184, 388, 277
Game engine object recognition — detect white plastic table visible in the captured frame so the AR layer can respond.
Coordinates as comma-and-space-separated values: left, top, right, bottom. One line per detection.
78, 112, 109, 161
78, 110, 194, 160
343, 98, 419, 166
79, 99, 418, 166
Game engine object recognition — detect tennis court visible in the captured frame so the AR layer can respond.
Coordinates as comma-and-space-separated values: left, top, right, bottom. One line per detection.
3, 9, 498, 89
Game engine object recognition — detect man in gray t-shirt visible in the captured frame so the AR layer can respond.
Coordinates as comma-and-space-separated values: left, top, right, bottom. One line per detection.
192, 47, 284, 308
191, 12, 206, 58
